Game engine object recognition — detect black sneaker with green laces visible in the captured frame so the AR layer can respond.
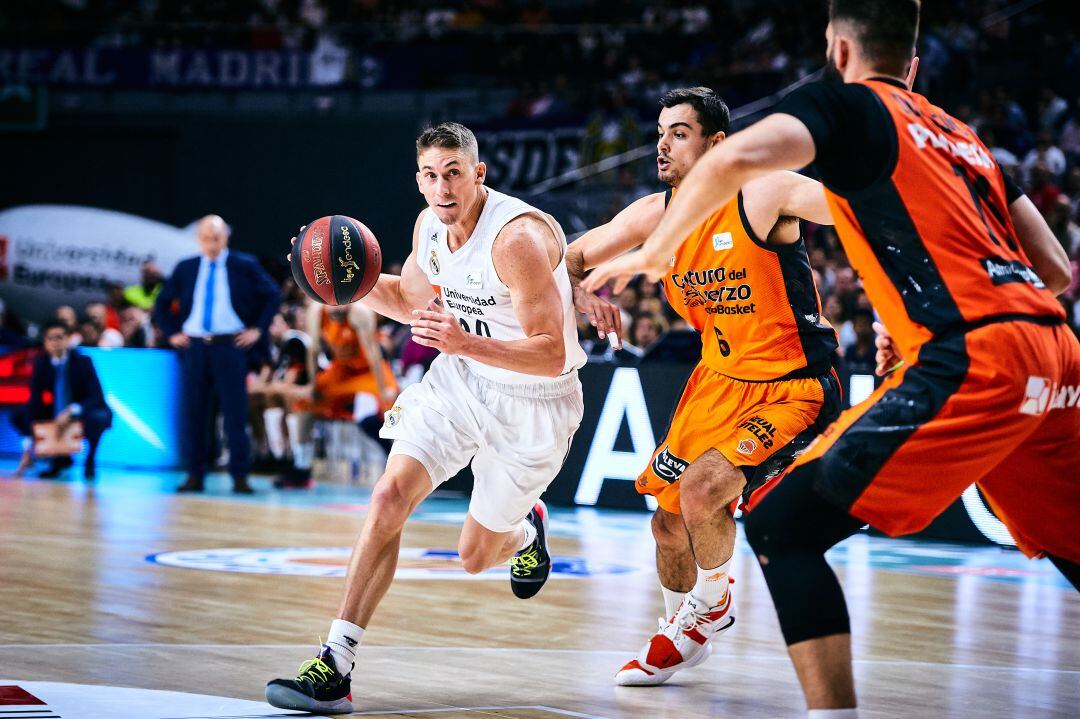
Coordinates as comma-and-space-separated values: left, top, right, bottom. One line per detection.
265, 645, 353, 714
510, 500, 551, 599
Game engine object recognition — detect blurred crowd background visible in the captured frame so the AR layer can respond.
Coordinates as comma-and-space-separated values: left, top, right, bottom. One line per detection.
4, 1, 1079, 362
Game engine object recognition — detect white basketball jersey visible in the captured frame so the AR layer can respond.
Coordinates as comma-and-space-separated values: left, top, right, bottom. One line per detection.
416, 187, 587, 384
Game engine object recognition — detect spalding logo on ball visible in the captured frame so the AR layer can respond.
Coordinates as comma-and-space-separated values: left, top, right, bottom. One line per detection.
291, 215, 382, 305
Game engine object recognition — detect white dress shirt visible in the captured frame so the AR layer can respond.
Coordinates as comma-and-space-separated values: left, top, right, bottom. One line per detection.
182, 249, 246, 337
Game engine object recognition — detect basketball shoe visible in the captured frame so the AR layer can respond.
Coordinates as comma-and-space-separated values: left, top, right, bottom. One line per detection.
266, 645, 353, 714
614, 582, 735, 686
510, 500, 550, 599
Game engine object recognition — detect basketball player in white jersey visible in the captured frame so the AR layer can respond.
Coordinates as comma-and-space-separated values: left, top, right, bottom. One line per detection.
267, 122, 586, 714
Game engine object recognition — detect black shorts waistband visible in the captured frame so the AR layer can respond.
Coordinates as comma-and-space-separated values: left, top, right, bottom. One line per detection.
718, 362, 834, 384
937, 313, 1064, 337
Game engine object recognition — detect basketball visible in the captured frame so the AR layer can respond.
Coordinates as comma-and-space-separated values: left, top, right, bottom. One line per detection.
291, 215, 382, 306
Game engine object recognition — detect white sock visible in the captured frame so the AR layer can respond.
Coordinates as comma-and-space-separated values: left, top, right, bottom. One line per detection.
325, 618, 364, 675
263, 408, 286, 458
517, 517, 537, 551
285, 415, 312, 469
660, 585, 685, 618
690, 556, 732, 607
807, 709, 858, 718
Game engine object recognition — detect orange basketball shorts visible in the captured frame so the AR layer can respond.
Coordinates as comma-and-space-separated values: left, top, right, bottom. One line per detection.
636, 361, 842, 514
755, 320, 1080, 564
299, 360, 398, 420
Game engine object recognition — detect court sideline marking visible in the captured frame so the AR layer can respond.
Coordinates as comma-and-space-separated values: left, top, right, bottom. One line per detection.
2, 644, 1077, 675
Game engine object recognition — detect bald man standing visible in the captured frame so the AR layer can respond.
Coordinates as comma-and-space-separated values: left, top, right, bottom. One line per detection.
155, 215, 280, 494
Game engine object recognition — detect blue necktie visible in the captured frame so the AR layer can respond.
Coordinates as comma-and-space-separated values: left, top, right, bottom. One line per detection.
54, 361, 66, 414
202, 260, 217, 333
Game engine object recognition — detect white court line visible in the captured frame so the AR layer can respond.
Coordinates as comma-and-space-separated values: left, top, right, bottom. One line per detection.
1, 644, 1078, 675
348, 706, 609, 719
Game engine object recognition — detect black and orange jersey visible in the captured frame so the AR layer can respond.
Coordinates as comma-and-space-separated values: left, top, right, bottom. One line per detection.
777, 77, 1064, 360
660, 189, 837, 381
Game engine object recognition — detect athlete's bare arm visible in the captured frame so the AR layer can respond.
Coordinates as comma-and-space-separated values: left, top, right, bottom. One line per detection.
566, 193, 667, 278
304, 299, 322, 392
353, 211, 438, 323
348, 303, 393, 405
583, 114, 815, 292
410, 214, 567, 377
740, 171, 833, 244
1008, 195, 1071, 295
566, 192, 666, 343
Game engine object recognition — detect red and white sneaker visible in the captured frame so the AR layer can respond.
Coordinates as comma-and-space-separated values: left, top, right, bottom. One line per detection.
614, 582, 735, 686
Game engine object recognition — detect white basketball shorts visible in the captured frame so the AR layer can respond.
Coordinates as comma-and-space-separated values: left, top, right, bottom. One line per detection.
380, 354, 583, 533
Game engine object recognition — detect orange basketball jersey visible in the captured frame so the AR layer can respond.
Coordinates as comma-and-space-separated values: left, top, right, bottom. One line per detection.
660, 190, 837, 381
321, 307, 373, 374
824, 80, 1065, 360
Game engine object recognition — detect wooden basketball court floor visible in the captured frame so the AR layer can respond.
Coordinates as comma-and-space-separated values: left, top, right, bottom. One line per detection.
0, 466, 1077, 718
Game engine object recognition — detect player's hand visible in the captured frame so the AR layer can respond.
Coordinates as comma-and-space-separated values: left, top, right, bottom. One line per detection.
581, 249, 666, 295
411, 299, 471, 355
573, 286, 622, 348
905, 56, 920, 90
873, 321, 904, 376
285, 226, 306, 263
380, 386, 397, 408
234, 328, 261, 349
55, 408, 73, 428
168, 332, 190, 349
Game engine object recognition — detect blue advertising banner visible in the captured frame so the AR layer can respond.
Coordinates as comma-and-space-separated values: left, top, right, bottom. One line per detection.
0, 348, 182, 468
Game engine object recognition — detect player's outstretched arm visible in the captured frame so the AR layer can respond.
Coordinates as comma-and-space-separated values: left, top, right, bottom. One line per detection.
410, 215, 567, 377
566, 193, 665, 345
750, 170, 834, 227
1008, 194, 1071, 296
582, 114, 816, 293
566, 192, 666, 280
355, 211, 437, 323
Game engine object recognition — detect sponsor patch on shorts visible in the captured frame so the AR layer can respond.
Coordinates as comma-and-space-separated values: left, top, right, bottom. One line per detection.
651, 445, 689, 482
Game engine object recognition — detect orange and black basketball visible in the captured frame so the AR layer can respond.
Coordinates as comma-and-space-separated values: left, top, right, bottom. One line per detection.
291, 215, 382, 306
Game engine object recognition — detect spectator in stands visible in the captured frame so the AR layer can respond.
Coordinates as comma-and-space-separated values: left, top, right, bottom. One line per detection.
1022, 132, 1067, 185
123, 260, 164, 311
843, 309, 877, 375
119, 306, 152, 348
154, 214, 279, 494
14, 320, 112, 480
249, 310, 311, 474
629, 311, 666, 351
1046, 195, 1080, 257
1060, 98, 1080, 164
85, 302, 123, 347
55, 306, 82, 347
1028, 163, 1063, 215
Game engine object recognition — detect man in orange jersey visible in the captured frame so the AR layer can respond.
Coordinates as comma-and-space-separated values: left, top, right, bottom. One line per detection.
568, 86, 842, 687
585, 1, 1078, 716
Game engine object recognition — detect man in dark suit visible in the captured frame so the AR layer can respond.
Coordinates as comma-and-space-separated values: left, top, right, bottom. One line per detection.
154, 214, 279, 494
15, 320, 112, 479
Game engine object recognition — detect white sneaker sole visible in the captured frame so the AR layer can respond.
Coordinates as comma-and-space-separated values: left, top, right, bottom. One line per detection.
614, 642, 714, 687
265, 683, 354, 714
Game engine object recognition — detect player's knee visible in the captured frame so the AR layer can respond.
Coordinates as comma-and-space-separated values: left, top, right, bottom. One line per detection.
680, 461, 743, 515
651, 508, 686, 548
368, 475, 416, 530
457, 541, 494, 575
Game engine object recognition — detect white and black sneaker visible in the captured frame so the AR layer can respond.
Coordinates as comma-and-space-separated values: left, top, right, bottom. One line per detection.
510, 500, 551, 599
266, 645, 353, 714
